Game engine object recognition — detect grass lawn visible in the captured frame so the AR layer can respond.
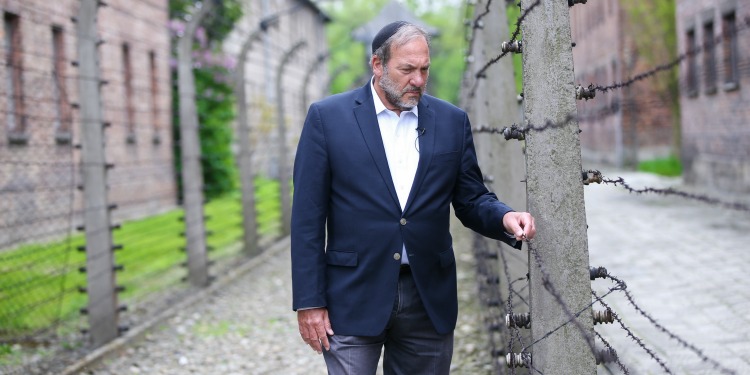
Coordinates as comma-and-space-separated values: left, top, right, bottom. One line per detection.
638, 155, 682, 177
0, 176, 282, 341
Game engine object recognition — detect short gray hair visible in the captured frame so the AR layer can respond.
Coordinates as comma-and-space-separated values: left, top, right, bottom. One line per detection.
371, 24, 430, 68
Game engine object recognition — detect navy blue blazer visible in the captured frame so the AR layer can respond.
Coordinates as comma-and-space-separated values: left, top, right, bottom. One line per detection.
291, 83, 520, 336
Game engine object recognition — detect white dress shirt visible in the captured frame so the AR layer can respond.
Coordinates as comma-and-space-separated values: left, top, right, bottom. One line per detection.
370, 79, 420, 265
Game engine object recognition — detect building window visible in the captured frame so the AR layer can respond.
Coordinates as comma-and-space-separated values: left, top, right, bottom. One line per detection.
722, 11, 739, 90
686, 28, 698, 96
52, 26, 72, 144
703, 20, 717, 94
4, 12, 27, 144
122, 43, 136, 143
149, 51, 160, 144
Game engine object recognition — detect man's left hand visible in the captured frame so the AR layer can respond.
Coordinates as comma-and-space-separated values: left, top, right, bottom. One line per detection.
503, 212, 536, 241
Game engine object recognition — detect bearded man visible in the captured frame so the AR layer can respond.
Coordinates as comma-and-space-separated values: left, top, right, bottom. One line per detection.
291, 21, 535, 375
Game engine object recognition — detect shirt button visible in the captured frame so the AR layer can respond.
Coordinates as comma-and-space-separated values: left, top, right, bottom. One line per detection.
400, 218, 407, 225
393, 253, 401, 261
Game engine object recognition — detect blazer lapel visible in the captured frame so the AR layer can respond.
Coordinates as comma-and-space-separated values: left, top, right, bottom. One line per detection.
353, 84, 400, 209
403, 98, 435, 213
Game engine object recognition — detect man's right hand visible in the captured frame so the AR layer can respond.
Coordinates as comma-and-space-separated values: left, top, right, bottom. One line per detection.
297, 307, 334, 353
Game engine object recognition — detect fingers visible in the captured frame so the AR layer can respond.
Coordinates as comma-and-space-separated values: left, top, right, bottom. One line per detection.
299, 323, 323, 353
316, 325, 331, 351
520, 213, 536, 240
504, 212, 536, 241
297, 308, 334, 354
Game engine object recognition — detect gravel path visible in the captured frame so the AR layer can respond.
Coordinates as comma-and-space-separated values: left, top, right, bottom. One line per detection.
60, 168, 750, 375
79, 221, 494, 375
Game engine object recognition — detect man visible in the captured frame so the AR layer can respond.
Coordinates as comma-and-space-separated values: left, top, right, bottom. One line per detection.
291, 21, 535, 374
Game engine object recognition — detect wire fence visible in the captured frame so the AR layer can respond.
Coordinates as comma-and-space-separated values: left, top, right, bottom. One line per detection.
2, 0, 748, 373
0, 0, 322, 373
462, 0, 749, 373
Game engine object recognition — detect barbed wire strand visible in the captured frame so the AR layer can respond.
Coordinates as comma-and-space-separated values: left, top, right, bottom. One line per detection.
592, 290, 674, 374
467, 0, 542, 100
603, 273, 738, 375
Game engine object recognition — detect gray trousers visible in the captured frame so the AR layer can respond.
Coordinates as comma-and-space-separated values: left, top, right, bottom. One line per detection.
322, 267, 454, 375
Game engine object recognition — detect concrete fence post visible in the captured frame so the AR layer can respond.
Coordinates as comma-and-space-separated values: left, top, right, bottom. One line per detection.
233, 23, 274, 257
177, 1, 214, 287
276, 40, 307, 236
520, 0, 596, 372
461, 1, 528, 370
76, 0, 118, 348
301, 53, 328, 113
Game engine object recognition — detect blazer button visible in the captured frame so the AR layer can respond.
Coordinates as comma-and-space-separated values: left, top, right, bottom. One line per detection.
393, 253, 401, 261
400, 218, 407, 225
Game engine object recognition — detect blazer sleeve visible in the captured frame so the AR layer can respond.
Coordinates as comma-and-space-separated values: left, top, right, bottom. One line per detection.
452, 113, 521, 250
291, 103, 330, 310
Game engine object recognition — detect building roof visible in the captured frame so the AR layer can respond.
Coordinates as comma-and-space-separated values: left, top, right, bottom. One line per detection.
299, 0, 331, 23
351, 1, 439, 46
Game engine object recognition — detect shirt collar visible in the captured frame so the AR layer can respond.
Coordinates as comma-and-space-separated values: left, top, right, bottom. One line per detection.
370, 76, 418, 117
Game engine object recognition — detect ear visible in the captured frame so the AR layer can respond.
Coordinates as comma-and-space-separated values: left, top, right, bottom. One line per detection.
372, 55, 384, 78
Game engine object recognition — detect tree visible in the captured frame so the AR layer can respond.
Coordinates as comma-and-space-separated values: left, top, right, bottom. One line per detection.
319, 0, 468, 104
169, 0, 242, 199
622, 0, 681, 157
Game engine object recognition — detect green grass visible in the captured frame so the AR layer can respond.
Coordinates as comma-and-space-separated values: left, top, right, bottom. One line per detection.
0, 176, 283, 340
637, 155, 683, 177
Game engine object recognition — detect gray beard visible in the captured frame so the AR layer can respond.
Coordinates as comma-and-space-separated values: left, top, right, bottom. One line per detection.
379, 67, 423, 111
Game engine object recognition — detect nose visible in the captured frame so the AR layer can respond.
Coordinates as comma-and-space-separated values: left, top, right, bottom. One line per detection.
410, 71, 425, 88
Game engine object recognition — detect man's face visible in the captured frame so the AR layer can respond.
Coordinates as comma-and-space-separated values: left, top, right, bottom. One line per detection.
374, 37, 430, 111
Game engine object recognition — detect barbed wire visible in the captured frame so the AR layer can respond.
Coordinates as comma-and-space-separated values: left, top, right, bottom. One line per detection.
475, 114, 750, 213
464, 2, 749, 374
467, 0, 542, 101
591, 290, 674, 374
598, 175, 750, 212
498, 241, 534, 375
593, 15, 750, 95
526, 240, 599, 355
602, 273, 738, 375
594, 331, 630, 375
464, 0, 519, 53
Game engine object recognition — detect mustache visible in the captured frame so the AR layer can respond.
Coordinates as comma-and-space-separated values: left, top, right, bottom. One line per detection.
402, 86, 423, 93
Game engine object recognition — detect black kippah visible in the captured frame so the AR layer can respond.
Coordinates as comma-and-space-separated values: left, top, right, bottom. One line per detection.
371, 21, 409, 53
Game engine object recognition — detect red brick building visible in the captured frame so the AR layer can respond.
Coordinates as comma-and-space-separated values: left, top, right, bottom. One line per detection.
570, 1, 675, 167
0, 0, 175, 247
677, 0, 750, 194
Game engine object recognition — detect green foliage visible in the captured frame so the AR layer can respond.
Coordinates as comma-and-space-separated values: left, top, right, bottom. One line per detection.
506, 3, 523, 94
195, 67, 238, 199
622, 0, 679, 100
622, 0, 681, 156
638, 155, 682, 177
320, 1, 467, 104
0, 235, 87, 336
323, 0, 388, 94
0, 177, 281, 337
170, 0, 242, 199
170, 0, 243, 42
253, 177, 282, 236
422, 4, 467, 104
